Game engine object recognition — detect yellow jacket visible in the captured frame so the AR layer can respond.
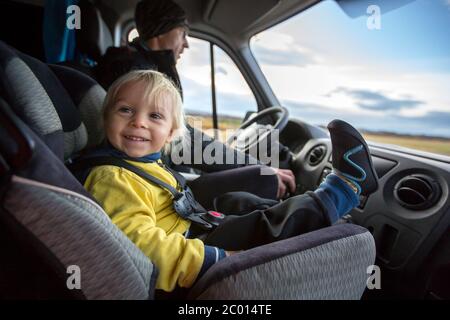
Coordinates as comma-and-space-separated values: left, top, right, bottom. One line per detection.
84, 160, 207, 292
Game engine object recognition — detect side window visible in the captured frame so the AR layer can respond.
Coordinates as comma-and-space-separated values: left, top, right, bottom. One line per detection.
177, 37, 213, 133
214, 45, 257, 134
178, 37, 257, 141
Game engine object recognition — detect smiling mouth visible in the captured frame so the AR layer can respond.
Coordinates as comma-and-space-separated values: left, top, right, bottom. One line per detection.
124, 135, 150, 142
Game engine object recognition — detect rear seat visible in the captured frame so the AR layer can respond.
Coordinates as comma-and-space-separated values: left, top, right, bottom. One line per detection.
0, 40, 377, 299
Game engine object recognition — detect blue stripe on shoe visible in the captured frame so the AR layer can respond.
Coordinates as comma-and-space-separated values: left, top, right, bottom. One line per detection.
342, 145, 366, 181
332, 144, 366, 196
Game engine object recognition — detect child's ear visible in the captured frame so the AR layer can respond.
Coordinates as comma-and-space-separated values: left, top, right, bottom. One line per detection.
166, 129, 175, 143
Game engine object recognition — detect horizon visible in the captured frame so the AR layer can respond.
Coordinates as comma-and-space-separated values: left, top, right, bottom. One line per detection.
179, 0, 450, 140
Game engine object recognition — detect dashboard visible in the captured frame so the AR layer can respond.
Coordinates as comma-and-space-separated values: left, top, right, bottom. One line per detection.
280, 118, 450, 298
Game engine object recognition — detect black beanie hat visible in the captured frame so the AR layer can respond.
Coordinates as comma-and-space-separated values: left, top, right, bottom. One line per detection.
135, 0, 188, 41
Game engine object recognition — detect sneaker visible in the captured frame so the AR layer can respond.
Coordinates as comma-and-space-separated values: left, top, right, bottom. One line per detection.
327, 119, 379, 196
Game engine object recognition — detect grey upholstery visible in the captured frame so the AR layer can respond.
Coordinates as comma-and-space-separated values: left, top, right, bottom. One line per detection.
77, 85, 106, 147
4, 57, 62, 136
190, 224, 375, 300
0, 41, 90, 160
49, 64, 106, 150
4, 176, 156, 300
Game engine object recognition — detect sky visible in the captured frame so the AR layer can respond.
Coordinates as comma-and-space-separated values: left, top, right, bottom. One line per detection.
178, 0, 450, 138
178, 39, 258, 118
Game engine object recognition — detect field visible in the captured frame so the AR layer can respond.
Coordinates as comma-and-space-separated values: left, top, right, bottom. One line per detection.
186, 114, 450, 157
362, 133, 450, 156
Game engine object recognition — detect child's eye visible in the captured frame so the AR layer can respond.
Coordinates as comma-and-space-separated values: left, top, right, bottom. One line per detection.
150, 113, 163, 120
118, 106, 133, 114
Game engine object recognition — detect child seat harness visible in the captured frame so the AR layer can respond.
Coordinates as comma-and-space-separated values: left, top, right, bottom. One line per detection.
69, 156, 224, 231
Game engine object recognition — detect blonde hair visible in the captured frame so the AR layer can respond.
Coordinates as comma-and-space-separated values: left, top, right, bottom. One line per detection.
102, 70, 187, 153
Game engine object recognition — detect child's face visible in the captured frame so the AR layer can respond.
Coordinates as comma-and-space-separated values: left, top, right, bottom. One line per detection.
104, 81, 175, 158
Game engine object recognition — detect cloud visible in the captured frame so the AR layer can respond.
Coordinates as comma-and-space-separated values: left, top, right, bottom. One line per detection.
216, 66, 228, 76
179, 37, 210, 67
281, 99, 450, 138
181, 77, 212, 114
181, 76, 256, 118
251, 46, 315, 67
400, 111, 450, 128
251, 31, 318, 67
328, 87, 424, 111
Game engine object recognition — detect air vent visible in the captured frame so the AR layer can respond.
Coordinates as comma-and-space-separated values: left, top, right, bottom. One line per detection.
394, 174, 441, 210
307, 145, 327, 166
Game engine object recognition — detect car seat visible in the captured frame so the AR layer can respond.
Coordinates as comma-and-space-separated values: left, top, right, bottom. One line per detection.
0, 40, 376, 300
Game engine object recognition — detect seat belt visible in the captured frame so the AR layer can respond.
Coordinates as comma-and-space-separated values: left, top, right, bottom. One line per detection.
69, 156, 224, 231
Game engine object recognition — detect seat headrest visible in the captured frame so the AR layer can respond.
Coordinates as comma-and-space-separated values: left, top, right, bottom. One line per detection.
77, 0, 114, 62
49, 64, 106, 151
0, 41, 105, 161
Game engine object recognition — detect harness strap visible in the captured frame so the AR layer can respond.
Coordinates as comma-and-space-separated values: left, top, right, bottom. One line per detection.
69, 156, 214, 230
73, 157, 182, 197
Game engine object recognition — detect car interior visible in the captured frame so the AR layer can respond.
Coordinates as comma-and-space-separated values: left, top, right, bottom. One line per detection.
0, 0, 448, 300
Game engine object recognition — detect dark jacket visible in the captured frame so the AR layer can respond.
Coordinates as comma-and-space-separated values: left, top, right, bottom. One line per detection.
94, 38, 260, 173
95, 38, 182, 93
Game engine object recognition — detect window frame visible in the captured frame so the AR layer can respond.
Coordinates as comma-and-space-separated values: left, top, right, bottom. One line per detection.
188, 31, 281, 125
182, 34, 260, 130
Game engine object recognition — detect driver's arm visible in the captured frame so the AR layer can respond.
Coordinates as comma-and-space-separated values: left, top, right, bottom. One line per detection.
169, 124, 261, 173
169, 125, 297, 198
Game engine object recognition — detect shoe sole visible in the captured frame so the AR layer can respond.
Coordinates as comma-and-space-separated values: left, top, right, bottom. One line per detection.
327, 120, 379, 195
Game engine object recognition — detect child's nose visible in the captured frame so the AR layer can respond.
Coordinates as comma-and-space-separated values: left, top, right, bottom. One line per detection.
131, 114, 148, 128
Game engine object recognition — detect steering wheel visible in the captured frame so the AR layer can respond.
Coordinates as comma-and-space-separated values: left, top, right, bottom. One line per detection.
226, 106, 289, 152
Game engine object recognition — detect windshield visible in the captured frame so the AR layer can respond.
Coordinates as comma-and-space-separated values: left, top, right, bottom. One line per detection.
251, 0, 450, 157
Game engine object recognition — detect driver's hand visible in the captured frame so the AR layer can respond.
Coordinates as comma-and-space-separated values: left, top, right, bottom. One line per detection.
272, 168, 296, 199
225, 250, 242, 257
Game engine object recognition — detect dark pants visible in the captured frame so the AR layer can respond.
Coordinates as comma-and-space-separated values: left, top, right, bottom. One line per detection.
189, 191, 332, 251
187, 165, 278, 210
